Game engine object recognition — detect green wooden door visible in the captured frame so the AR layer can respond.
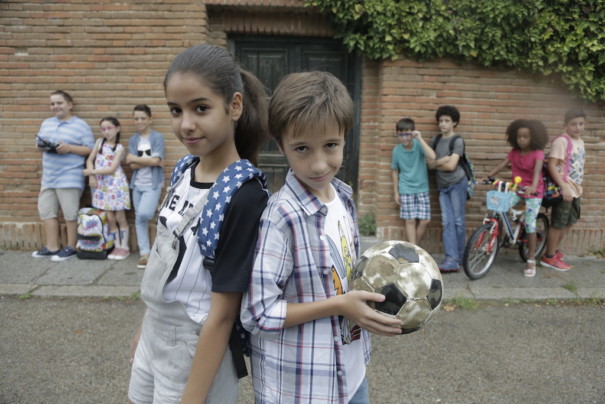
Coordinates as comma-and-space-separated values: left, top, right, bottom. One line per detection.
230, 36, 361, 193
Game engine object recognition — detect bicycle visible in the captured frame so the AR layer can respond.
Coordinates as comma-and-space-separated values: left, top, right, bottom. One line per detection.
462, 177, 549, 280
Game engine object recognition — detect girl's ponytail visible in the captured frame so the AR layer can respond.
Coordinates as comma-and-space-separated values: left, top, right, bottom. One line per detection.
164, 45, 269, 166
236, 69, 269, 166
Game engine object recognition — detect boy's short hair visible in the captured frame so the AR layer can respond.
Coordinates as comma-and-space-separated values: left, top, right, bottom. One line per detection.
564, 108, 586, 124
133, 104, 152, 118
269, 71, 353, 144
396, 117, 415, 132
52, 90, 73, 104
435, 105, 460, 126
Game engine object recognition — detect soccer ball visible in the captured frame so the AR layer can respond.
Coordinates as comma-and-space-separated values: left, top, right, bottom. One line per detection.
351, 240, 443, 334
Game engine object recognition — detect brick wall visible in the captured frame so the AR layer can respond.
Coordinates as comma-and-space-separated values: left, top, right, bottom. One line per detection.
358, 58, 605, 256
0, 0, 207, 249
1, 0, 604, 256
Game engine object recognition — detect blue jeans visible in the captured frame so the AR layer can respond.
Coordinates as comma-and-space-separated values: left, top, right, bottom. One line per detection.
349, 377, 369, 404
132, 185, 162, 256
439, 178, 467, 262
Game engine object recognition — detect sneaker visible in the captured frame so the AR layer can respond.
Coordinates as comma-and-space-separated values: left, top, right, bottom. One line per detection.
439, 258, 460, 273
112, 248, 130, 261
540, 255, 571, 271
51, 246, 77, 262
137, 255, 148, 269
32, 247, 60, 258
554, 250, 564, 260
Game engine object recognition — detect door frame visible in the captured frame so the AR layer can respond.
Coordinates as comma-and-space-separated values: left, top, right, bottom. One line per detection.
229, 35, 362, 193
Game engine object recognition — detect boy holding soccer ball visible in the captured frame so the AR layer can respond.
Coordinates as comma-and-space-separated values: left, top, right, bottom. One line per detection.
241, 71, 402, 404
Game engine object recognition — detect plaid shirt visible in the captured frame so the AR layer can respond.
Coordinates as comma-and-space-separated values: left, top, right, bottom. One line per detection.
241, 170, 371, 404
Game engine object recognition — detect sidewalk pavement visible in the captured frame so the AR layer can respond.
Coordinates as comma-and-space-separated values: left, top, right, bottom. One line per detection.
1, 238, 604, 301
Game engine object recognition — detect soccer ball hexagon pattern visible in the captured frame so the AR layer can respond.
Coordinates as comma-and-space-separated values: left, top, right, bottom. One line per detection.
351, 240, 443, 334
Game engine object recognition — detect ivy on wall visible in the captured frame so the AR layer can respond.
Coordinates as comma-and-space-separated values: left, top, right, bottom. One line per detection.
307, 0, 605, 102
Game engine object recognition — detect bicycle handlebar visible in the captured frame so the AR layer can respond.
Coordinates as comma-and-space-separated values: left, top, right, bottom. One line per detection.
483, 176, 538, 196
482, 176, 523, 189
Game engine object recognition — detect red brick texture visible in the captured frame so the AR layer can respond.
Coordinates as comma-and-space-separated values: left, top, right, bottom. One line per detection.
1, 0, 603, 256
359, 59, 605, 255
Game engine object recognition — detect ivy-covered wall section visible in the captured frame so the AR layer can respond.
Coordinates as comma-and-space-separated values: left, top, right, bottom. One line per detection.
308, 0, 605, 102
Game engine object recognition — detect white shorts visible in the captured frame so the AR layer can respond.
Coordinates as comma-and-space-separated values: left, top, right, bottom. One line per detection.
128, 309, 238, 404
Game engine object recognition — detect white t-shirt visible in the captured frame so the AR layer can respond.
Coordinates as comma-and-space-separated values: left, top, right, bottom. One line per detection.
324, 186, 365, 399
161, 167, 213, 323
135, 136, 153, 187
159, 161, 267, 324
550, 134, 585, 198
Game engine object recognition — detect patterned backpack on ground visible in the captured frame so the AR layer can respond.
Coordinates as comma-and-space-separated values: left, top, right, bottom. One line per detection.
76, 207, 115, 259
431, 134, 477, 200
169, 154, 268, 378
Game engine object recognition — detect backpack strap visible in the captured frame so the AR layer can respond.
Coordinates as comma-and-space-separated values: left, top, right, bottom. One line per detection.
198, 159, 267, 260
449, 134, 463, 155
557, 134, 573, 181
167, 155, 268, 261
430, 134, 442, 150
156, 154, 199, 215
170, 154, 199, 189
431, 134, 463, 156
199, 159, 266, 379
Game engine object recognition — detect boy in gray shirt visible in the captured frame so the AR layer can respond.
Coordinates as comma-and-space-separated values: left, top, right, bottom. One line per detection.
428, 105, 467, 272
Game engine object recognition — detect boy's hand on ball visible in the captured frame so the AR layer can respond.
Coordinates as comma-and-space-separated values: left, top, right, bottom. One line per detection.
341, 291, 402, 336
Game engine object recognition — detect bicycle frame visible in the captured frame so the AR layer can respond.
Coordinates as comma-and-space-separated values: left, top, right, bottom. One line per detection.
483, 206, 526, 250
463, 178, 550, 280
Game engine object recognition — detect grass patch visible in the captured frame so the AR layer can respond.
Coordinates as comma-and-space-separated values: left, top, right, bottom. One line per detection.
589, 247, 605, 259
451, 296, 479, 310
546, 298, 559, 306
562, 280, 577, 293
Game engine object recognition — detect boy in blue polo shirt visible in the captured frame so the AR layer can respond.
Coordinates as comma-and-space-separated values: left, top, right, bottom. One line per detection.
32, 90, 94, 261
391, 117, 436, 245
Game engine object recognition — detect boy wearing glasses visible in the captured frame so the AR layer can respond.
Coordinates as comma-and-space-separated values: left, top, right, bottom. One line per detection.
391, 117, 436, 245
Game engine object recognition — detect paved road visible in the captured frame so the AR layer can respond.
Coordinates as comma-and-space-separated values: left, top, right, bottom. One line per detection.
1, 296, 603, 404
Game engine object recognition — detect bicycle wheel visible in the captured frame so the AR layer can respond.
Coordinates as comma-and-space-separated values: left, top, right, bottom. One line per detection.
519, 213, 549, 262
463, 222, 500, 280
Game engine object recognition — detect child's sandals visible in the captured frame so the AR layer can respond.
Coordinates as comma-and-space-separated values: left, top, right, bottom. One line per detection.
524, 260, 536, 278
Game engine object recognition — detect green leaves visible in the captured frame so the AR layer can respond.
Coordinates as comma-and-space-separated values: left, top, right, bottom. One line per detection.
307, 0, 605, 102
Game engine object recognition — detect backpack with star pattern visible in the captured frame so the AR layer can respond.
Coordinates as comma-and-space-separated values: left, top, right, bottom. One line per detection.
168, 154, 268, 378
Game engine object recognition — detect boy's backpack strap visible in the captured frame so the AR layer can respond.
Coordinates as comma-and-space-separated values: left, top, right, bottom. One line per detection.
430, 134, 442, 150
449, 134, 463, 155
557, 134, 573, 181
198, 159, 267, 261
431, 134, 463, 156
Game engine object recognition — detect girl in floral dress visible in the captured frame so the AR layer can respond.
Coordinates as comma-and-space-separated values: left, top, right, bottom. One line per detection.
83, 117, 131, 259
